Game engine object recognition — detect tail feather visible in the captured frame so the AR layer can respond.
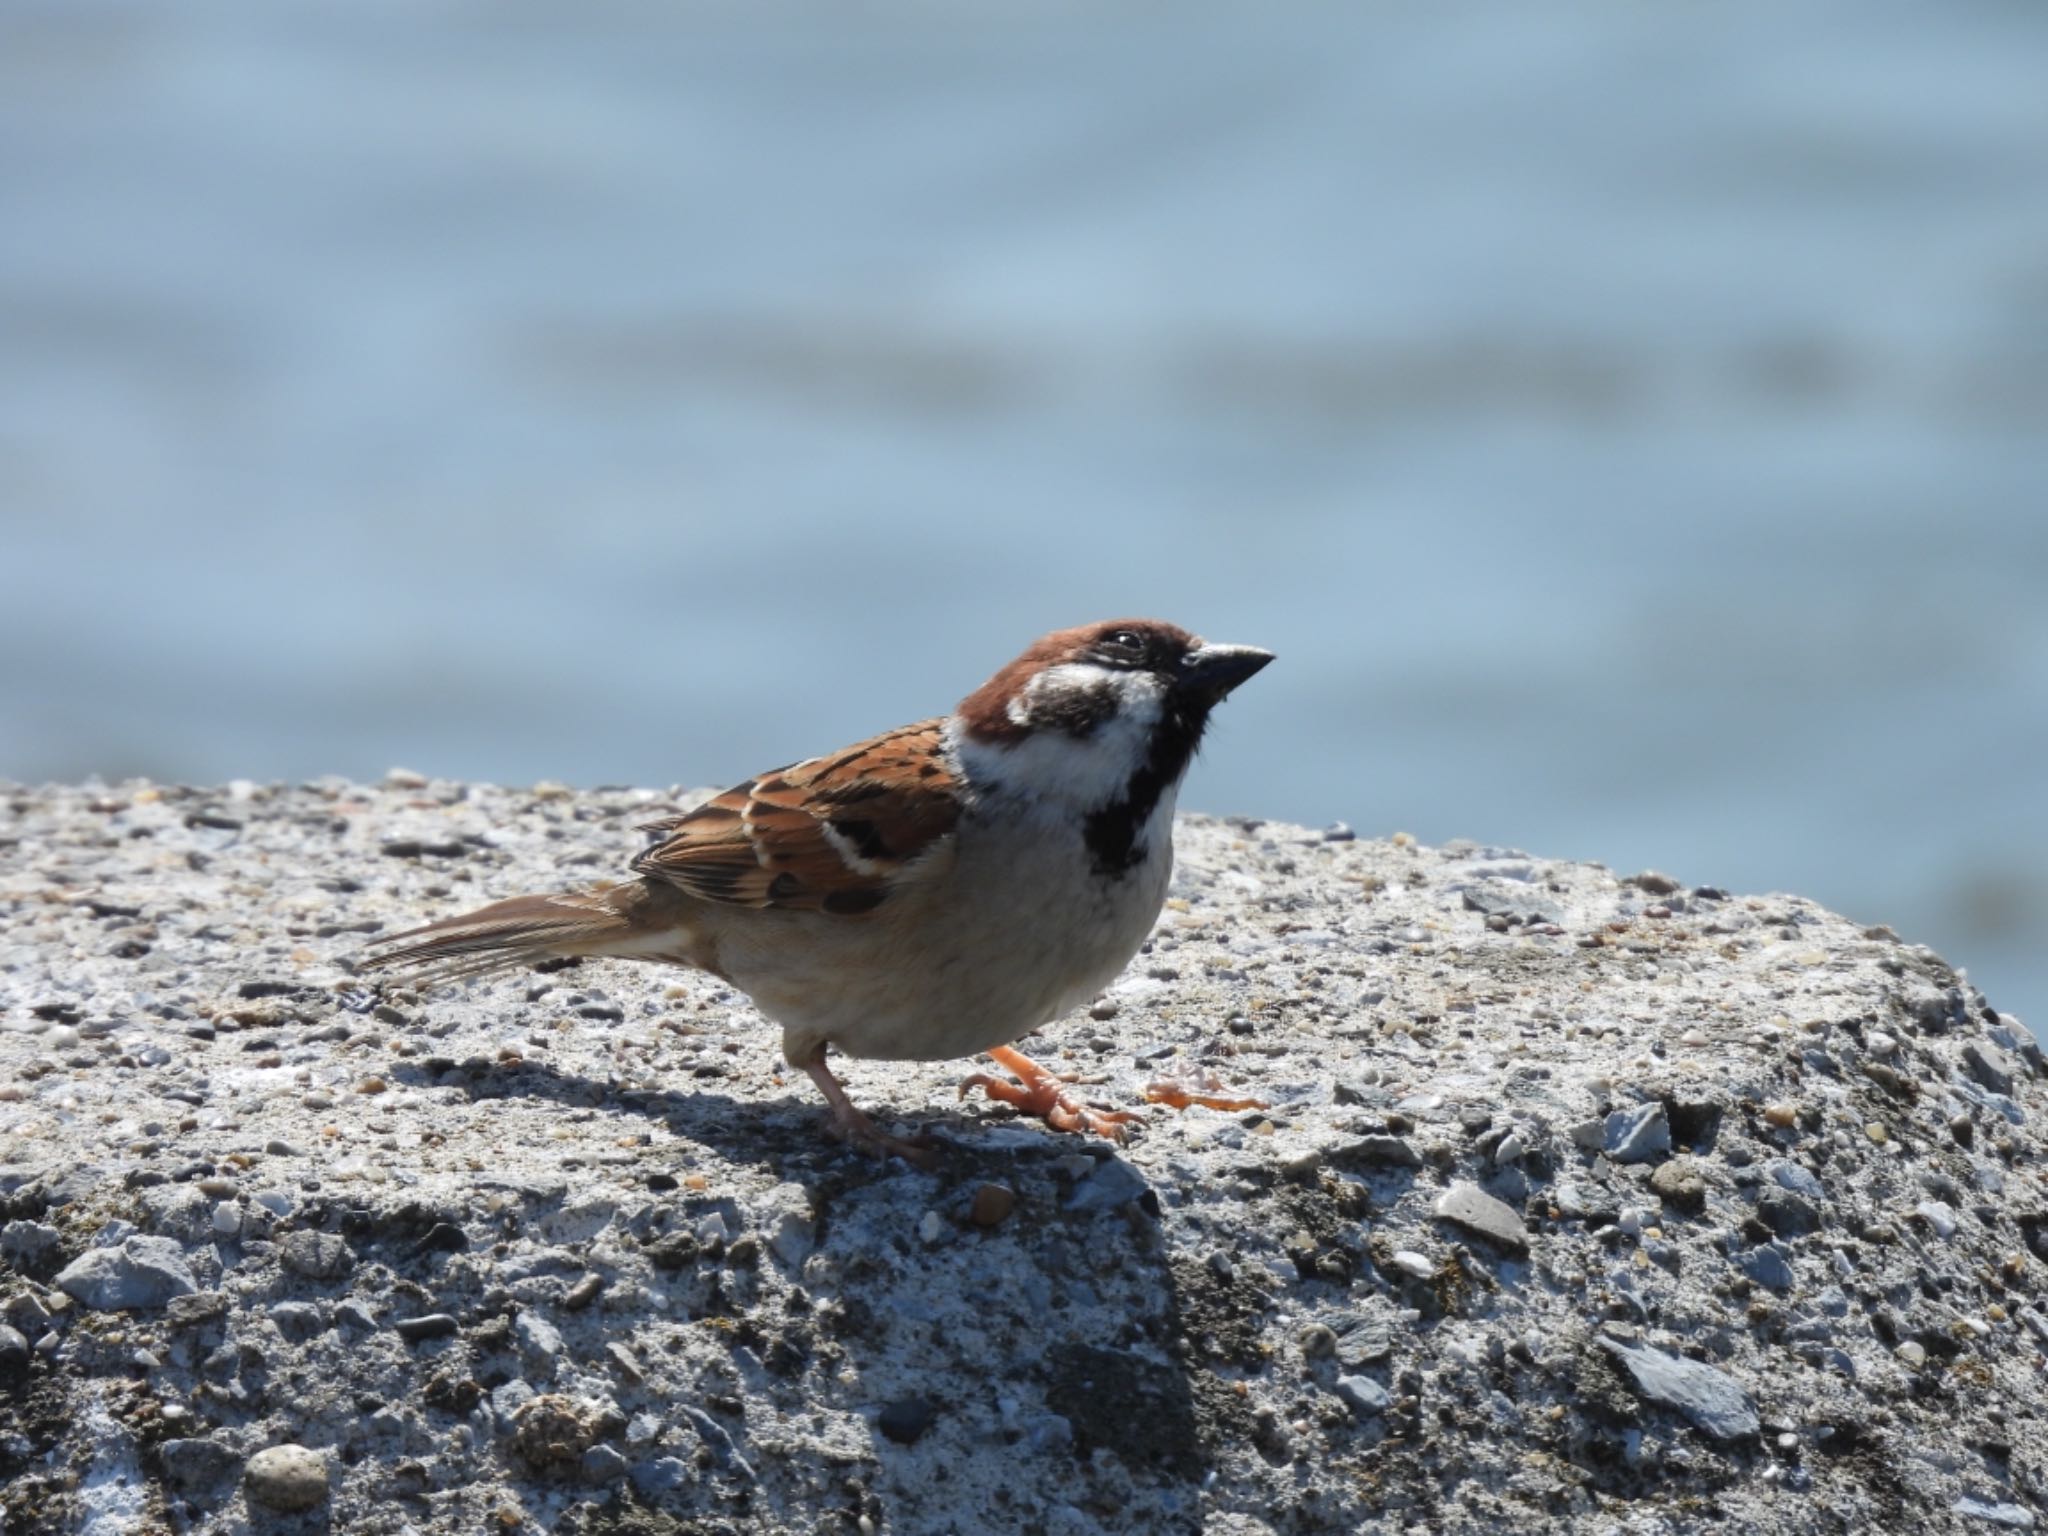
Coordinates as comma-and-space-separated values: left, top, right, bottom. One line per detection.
359, 884, 648, 988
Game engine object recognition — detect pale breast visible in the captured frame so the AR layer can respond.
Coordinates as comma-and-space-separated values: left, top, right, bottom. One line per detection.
720, 792, 1178, 1064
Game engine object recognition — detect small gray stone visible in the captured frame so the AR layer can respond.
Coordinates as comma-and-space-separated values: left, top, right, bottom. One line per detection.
878, 1395, 939, 1445
1742, 1244, 1796, 1292
1756, 1186, 1821, 1238
1954, 1496, 2037, 1529
244, 1444, 328, 1512
1334, 1324, 1393, 1369
1433, 1182, 1529, 1255
1459, 884, 1565, 927
55, 1235, 197, 1311
159, 1436, 241, 1490
1066, 1158, 1151, 1212
2, 1292, 50, 1335
1597, 1337, 1758, 1440
580, 1444, 631, 1484
394, 1313, 458, 1343
278, 1229, 355, 1280
0, 1324, 28, 1372
267, 1301, 324, 1342
1767, 1159, 1826, 1201
1962, 1043, 2017, 1098
1916, 1200, 1960, 1239
165, 1291, 228, 1328
1332, 1375, 1393, 1418
1333, 1134, 1422, 1169
0, 1220, 61, 1264
515, 1311, 564, 1363
767, 1204, 816, 1269
492, 1379, 537, 1423
631, 1457, 692, 1496
1603, 1103, 1671, 1163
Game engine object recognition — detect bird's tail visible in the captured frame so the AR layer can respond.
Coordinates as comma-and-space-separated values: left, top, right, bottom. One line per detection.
357, 880, 674, 988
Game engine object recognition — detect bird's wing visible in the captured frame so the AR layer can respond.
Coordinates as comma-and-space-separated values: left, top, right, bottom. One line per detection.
631, 719, 960, 915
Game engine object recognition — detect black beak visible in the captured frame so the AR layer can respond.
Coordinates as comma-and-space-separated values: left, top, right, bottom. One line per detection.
1176, 642, 1274, 701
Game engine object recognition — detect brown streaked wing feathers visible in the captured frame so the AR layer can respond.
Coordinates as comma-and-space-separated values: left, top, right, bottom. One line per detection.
631, 720, 958, 913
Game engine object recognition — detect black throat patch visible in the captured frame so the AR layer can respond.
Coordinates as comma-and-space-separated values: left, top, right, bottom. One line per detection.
1082, 695, 1209, 878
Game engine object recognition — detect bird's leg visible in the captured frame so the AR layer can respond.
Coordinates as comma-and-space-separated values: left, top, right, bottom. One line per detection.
799, 1049, 935, 1167
958, 1045, 1144, 1141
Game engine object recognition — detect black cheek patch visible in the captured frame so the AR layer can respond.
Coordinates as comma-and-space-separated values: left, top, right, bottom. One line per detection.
823, 887, 888, 916
1027, 682, 1119, 738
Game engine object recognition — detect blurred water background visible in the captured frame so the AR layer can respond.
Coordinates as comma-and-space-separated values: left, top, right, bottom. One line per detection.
1, 1, 2043, 1033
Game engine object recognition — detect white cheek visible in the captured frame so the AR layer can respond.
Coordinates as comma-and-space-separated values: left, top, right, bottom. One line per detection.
948, 709, 1156, 810
1022, 663, 1165, 724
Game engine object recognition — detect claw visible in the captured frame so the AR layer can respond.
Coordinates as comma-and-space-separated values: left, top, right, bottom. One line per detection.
801, 1050, 937, 1166
959, 1047, 1143, 1141
1142, 1069, 1270, 1114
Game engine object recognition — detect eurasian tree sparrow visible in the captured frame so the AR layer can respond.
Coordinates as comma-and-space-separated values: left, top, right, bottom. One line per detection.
362, 619, 1273, 1160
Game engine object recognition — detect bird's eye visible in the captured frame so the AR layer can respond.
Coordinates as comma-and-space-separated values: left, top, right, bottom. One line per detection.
1102, 628, 1145, 656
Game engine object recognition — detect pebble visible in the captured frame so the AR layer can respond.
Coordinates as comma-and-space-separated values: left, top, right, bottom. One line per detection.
0, 1324, 28, 1372
1332, 1375, 1393, 1417
394, 1313, 459, 1343
1649, 1157, 1708, 1214
1603, 1102, 1672, 1163
244, 1443, 329, 1512
1742, 1245, 1796, 1292
1597, 1337, 1759, 1440
159, 1436, 241, 1489
1915, 1201, 1960, 1239
268, 1301, 324, 1341
1433, 1182, 1529, 1254
1767, 1159, 1826, 1201
1335, 1323, 1393, 1368
970, 1182, 1017, 1227
878, 1395, 939, 1445
54, 1235, 197, 1310
631, 1457, 692, 1496
1954, 1498, 2038, 1529
0, 1221, 61, 1264
1756, 1187, 1820, 1238
1066, 1158, 1151, 1212
279, 1230, 356, 1280
1390, 1250, 1435, 1280
1962, 1043, 2017, 1097
1336, 1134, 1422, 1168
516, 1311, 565, 1363
1762, 1103, 1800, 1130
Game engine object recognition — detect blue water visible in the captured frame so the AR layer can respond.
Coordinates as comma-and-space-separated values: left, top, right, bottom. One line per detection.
2, 1, 2044, 1032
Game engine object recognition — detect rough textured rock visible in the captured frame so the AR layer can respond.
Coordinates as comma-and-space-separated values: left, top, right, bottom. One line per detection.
53, 1235, 198, 1311
1596, 1337, 1760, 1441
2, 778, 2046, 1535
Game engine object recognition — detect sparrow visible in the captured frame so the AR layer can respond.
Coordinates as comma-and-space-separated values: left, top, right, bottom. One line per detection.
361, 619, 1273, 1160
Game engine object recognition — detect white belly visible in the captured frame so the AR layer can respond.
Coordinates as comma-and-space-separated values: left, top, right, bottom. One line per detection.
722, 795, 1177, 1064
